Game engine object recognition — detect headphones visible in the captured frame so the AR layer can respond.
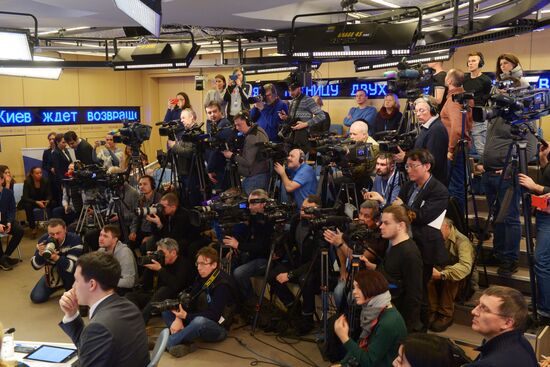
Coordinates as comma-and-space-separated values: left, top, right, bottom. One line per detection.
235, 110, 252, 126
419, 95, 438, 115
467, 52, 485, 69
298, 150, 306, 164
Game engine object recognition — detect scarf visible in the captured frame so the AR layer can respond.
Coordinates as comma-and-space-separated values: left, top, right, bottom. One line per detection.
359, 290, 392, 340
378, 107, 397, 120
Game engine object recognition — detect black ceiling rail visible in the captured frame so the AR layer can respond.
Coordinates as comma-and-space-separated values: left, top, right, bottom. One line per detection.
0, 11, 38, 56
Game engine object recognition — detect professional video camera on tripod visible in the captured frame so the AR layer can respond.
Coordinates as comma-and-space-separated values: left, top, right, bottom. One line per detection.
470, 81, 550, 324
110, 119, 152, 181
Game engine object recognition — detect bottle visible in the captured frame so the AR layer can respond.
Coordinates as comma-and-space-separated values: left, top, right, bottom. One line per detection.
1, 328, 15, 360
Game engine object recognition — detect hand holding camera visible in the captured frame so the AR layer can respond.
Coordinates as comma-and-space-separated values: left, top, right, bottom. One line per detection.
145, 213, 162, 227
278, 110, 288, 121
143, 259, 162, 272
223, 236, 239, 249
291, 121, 309, 131
362, 191, 384, 203
167, 98, 178, 110
172, 304, 188, 320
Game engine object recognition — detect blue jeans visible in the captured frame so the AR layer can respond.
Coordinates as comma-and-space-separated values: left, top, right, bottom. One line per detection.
448, 152, 466, 213
482, 172, 521, 262
536, 212, 550, 316
30, 272, 74, 304
233, 258, 267, 300
162, 314, 226, 348
242, 173, 269, 196
471, 121, 487, 160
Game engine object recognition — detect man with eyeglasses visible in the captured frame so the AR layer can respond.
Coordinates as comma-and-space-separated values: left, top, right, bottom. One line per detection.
394, 148, 449, 331
250, 83, 288, 142
161, 246, 237, 358
394, 96, 449, 185
468, 285, 537, 367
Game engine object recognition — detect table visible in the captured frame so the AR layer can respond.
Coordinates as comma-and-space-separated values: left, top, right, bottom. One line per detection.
13, 340, 77, 367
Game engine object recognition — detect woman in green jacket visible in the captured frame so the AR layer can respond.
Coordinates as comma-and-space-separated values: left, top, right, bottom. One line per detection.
334, 269, 407, 367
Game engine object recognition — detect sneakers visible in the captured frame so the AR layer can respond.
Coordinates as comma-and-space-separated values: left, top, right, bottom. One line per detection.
497, 261, 518, 277
168, 343, 197, 358
0, 256, 13, 271
429, 316, 454, 333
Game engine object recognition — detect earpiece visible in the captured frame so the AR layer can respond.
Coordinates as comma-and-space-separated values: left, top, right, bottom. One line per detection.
467, 52, 485, 69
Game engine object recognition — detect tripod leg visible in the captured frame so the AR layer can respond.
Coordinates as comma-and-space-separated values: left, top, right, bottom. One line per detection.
251, 242, 278, 334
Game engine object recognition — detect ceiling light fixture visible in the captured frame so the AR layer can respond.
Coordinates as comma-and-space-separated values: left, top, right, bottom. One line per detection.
0, 55, 62, 79
0, 29, 32, 61
114, 0, 162, 37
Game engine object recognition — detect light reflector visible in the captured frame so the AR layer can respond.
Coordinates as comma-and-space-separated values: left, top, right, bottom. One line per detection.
114, 0, 162, 37
0, 30, 32, 61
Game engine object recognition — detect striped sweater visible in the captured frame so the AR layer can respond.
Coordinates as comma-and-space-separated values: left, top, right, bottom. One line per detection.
31, 232, 83, 274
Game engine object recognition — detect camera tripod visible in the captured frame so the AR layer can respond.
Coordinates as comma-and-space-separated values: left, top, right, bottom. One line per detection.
472, 122, 539, 322
188, 148, 211, 205
156, 148, 182, 194
317, 162, 336, 208
223, 156, 241, 192
447, 99, 482, 239
126, 144, 146, 186
75, 193, 105, 235
107, 188, 129, 241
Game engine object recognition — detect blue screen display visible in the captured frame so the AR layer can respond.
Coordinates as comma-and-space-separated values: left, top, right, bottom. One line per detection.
0, 106, 140, 127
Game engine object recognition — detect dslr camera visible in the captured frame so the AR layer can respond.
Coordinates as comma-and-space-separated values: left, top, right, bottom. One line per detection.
151, 291, 192, 312
135, 203, 163, 216
42, 237, 58, 260
138, 250, 165, 266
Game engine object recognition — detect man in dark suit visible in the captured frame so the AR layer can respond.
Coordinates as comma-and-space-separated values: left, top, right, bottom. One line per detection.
396, 148, 449, 329
51, 133, 73, 206
58, 252, 150, 367
64, 131, 94, 165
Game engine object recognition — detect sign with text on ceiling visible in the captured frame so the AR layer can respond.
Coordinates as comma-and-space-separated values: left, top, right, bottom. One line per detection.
0, 106, 140, 127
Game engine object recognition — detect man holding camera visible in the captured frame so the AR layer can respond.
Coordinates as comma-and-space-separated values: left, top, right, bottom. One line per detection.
97, 224, 137, 295
93, 134, 123, 169
274, 148, 317, 210
478, 108, 537, 276
223, 189, 273, 304
58, 252, 150, 367
346, 120, 379, 191
126, 238, 195, 324
464, 51, 492, 158
267, 195, 323, 335
145, 192, 201, 254
278, 81, 326, 151
223, 111, 270, 195
169, 108, 207, 206
250, 83, 288, 142
161, 246, 237, 358
441, 68, 474, 212
129, 175, 161, 251
205, 101, 234, 191
363, 152, 401, 208
30, 218, 83, 303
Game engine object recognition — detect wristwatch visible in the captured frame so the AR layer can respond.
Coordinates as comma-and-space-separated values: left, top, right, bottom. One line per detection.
287, 271, 294, 281
440, 273, 446, 281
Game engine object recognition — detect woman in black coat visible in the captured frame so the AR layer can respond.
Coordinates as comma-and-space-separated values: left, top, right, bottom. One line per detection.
373, 94, 403, 138
20, 167, 52, 236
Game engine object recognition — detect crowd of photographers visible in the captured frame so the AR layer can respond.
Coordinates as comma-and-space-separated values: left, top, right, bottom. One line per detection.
0, 55, 547, 366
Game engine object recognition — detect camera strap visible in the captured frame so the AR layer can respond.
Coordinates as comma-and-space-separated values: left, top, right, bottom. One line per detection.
202, 268, 220, 290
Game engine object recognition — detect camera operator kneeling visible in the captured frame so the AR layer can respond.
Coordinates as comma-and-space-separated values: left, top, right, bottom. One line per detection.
331, 269, 406, 367
126, 238, 194, 324
161, 246, 237, 358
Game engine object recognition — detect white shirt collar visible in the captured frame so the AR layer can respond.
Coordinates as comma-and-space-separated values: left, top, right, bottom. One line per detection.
89, 293, 115, 319
421, 114, 439, 130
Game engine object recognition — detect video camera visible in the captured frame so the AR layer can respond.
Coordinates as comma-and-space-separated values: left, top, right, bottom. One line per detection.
259, 199, 294, 224
344, 222, 382, 255
138, 250, 165, 266
376, 130, 417, 154
472, 86, 550, 124
304, 204, 352, 231
190, 198, 250, 228
314, 137, 372, 166
65, 162, 107, 190
111, 119, 152, 147
385, 58, 435, 99
256, 141, 287, 163
158, 120, 185, 141
151, 291, 192, 312
247, 85, 267, 105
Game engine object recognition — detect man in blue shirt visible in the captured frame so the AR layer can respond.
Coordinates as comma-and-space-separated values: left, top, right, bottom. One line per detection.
274, 149, 317, 209
343, 90, 377, 134
363, 152, 402, 208
250, 83, 288, 142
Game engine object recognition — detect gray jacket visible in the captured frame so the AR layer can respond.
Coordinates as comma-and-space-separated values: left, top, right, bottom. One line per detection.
482, 116, 537, 171
235, 124, 270, 177
99, 241, 137, 289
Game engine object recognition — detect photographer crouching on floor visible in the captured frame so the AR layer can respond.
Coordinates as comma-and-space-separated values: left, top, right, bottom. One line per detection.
30, 218, 84, 304
159, 246, 237, 358
126, 238, 195, 324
